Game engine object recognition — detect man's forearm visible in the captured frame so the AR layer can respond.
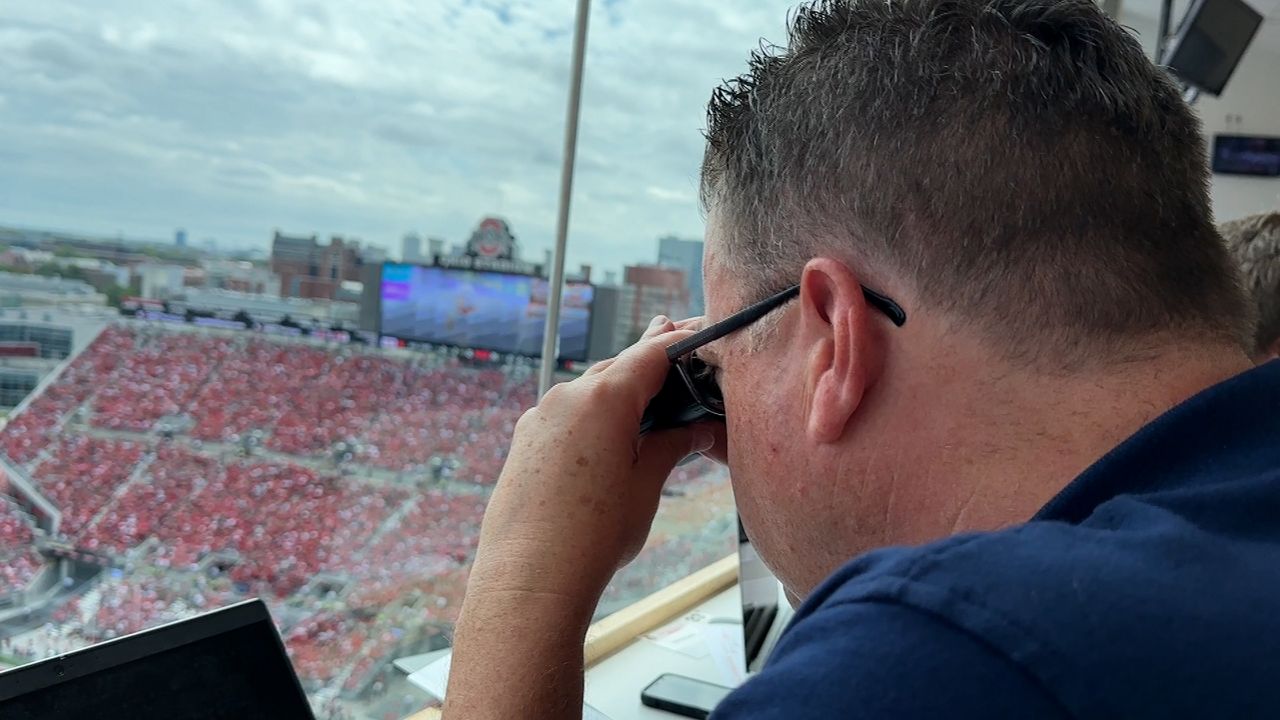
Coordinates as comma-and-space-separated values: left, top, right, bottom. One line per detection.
442, 584, 597, 719
440, 323, 704, 718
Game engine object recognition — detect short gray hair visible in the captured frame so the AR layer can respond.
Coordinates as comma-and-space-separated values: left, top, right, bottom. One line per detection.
702, 0, 1249, 367
1221, 212, 1280, 355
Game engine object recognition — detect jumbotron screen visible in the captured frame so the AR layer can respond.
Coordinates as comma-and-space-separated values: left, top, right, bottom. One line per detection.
380, 263, 594, 360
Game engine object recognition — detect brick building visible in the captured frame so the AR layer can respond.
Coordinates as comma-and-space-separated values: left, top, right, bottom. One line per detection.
269, 232, 365, 300
614, 265, 690, 351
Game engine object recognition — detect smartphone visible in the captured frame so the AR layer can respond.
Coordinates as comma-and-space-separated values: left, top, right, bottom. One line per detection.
640, 673, 733, 719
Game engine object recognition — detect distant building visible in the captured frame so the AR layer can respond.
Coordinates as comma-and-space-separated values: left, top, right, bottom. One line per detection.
427, 238, 445, 258
0, 226, 202, 265
335, 280, 365, 304
361, 246, 388, 264
2, 249, 130, 289
269, 231, 365, 300
0, 272, 106, 308
60, 257, 130, 289
402, 233, 422, 264
135, 263, 187, 300
657, 236, 704, 316
357, 261, 382, 334
614, 265, 690, 352
199, 260, 280, 296
587, 284, 620, 361
175, 229, 187, 247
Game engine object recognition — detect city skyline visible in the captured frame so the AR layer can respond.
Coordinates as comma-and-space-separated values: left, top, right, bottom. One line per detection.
0, 215, 703, 281
0, 1, 788, 278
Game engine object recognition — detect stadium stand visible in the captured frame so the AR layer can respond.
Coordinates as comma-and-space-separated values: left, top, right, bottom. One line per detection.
33, 434, 145, 538
0, 498, 41, 596
1, 326, 135, 464
0, 321, 732, 704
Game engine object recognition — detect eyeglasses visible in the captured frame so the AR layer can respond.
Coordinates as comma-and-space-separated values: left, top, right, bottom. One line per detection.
664, 283, 907, 419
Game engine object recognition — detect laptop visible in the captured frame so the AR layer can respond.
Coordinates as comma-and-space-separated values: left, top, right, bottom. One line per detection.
0, 598, 314, 720
737, 519, 788, 673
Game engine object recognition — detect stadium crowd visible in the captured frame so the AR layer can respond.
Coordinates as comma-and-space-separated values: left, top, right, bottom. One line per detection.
0, 321, 732, 706
0, 498, 41, 595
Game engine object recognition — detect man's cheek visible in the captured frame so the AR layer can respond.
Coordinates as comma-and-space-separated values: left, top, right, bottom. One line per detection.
726, 381, 783, 458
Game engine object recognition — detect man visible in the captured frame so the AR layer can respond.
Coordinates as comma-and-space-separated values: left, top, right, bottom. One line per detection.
1222, 212, 1280, 359
445, 0, 1280, 717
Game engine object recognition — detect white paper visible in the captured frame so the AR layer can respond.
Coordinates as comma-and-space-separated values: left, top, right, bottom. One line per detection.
408, 652, 612, 719
700, 623, 747, 687
408, 653, 452, 701
643, 620, 710, 659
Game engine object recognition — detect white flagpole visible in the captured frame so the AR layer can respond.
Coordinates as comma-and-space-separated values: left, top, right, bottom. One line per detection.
538, 0, 592, 400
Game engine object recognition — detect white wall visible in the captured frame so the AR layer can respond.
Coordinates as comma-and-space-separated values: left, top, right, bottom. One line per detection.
1117, 0, 1280, 223
1195, 43, 1280, 221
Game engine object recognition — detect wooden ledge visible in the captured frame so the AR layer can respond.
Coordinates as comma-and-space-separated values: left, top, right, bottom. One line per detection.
408, 554, 738, 720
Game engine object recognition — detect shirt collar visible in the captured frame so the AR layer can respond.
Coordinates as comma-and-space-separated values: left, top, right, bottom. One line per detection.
1034, 360, 1280, 523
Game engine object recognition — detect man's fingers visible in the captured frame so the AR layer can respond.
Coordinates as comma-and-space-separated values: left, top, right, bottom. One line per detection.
635, 426, 716, 481
642, 315, 675, 340
582, 358, 614, 377
695, 422, 728, 465
582, 315, 677, 379
672, 317, 705, 332
601, 327, 697, 415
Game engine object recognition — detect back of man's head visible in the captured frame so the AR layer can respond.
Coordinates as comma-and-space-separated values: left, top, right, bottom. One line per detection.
1221, 212, 1280, 358
702, 0, 1248, 368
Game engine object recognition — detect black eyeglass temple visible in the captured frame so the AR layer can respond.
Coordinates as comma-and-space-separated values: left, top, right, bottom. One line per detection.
665, 286, 797, 359
862, 286, 907, 327
665, 283, 906, 360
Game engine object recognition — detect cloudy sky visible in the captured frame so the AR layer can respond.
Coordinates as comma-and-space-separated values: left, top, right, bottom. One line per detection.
0, 1, 792, 275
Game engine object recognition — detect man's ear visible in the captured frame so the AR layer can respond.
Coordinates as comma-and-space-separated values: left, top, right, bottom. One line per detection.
798, 258, 883, 444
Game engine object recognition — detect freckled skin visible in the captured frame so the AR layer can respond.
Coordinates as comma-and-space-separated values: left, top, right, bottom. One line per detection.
445, 320, 716, 717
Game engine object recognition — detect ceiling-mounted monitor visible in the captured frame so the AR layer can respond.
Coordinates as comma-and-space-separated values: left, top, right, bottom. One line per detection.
1213, 134, 1280, 177
1162, 0, 1263, 96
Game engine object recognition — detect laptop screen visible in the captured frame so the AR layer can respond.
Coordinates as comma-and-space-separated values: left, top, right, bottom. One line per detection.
0, 599, 313, 720
737, 519, 780, 673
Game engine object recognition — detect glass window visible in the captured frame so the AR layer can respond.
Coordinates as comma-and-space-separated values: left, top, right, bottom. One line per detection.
0, 2, 785, 718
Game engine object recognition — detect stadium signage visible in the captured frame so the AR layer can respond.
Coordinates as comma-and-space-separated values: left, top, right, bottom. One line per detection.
467, 216, 517, 259
135, 310, 187, 323
434, 253, 541, 277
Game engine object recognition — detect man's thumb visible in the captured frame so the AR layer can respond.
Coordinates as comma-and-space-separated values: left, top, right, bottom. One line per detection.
636, 427, 716, 478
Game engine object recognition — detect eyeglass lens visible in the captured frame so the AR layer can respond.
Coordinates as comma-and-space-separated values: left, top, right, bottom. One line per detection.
681, 354, 725, 414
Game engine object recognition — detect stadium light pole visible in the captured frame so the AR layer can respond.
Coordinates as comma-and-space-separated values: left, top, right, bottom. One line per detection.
538, 0, 592, 399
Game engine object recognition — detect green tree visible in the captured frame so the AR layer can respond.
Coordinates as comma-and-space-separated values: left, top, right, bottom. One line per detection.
104, 284, 129, 308
33, 262, 89, 281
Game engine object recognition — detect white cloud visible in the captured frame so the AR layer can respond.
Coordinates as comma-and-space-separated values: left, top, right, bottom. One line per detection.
645, 185, 695, 203
0, 0, 793, 273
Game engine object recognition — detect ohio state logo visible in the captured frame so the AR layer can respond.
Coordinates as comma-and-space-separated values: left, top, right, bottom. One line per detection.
466, 217, 515, 259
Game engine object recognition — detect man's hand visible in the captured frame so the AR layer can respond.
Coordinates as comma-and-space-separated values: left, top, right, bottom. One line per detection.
443, 316, 716, 719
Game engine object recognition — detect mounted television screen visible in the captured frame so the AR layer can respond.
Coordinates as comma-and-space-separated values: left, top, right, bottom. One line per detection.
1213, 135, 1280, 177
380, 263, 593, 361
1163, 0, 1262, 96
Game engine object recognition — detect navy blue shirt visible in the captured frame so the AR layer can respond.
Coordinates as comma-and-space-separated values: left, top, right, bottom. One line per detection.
713, 361, 1280, 718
